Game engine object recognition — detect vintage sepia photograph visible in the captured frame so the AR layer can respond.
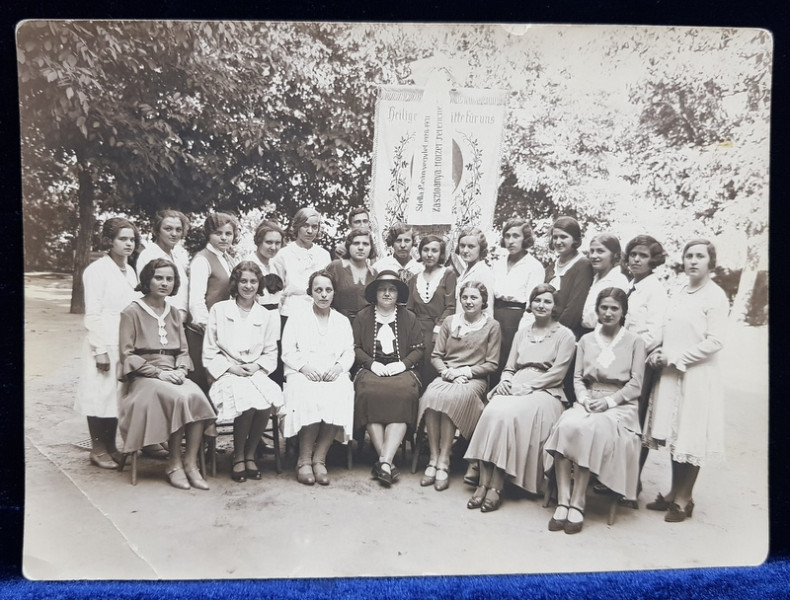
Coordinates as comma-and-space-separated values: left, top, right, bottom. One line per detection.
19, 21, 770, 580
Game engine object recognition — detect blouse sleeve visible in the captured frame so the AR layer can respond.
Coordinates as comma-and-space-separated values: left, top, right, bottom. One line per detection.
672, 287, 729, 372
521, 328, 576, 392
429, 319, 452, 373
609, 336, 646, 405
335, 317, 356, 372
203, 305, 232, 379
468, 321, 502, 378
573, 336, 589, 403
254, 313, 279, 375
352, 313, 376, 370
175, 308, 193, 371
83, 263, 109, 356
558, 260, 594, 333
119, 309, 160, 378
281, 315, 306, 372
188, 253, 211, 327
641, 282, 668, 353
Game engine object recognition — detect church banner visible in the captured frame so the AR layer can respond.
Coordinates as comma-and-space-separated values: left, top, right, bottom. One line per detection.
369, 85, 508, 236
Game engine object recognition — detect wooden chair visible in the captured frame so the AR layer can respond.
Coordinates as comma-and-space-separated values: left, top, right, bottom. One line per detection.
117, 441, 208, 486
205, 411, 283, 477
542, 471, 623, 526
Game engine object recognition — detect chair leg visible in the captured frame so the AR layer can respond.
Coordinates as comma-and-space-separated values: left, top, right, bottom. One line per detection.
131, 451, 137, 486
272, 413, 282, 474
608, 494, 619, 526
542, 473, 557, 508
199, 438, 207, 477
411, 427, 423, 474
346, 440, 353, 470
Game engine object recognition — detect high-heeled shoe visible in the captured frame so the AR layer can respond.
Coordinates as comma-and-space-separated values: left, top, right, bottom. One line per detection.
480, 488, 502, 513
166, 466, 190, 490
245, 459, 262, 480
420, 464, 437, 487
231, 460, 247, 483
665, 500, 694, 522
434, 467, 449, 492
467, 485, 487, 509
89, 452, 117, 470
564, 506, 584, 534
374, 462, 393, 486
312, 462, 329, 486
185, 467, 209, 490
548, 504, 569, 531
297, 463, 315, 486
646, 492, 672, 511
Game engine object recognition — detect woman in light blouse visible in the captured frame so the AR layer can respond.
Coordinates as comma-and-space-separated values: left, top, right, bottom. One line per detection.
455, 227, 494, 317
580, 233, 629, 335
374, 222, 423, 283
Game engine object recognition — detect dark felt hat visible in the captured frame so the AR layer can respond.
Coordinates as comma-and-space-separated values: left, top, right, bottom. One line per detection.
364, 270, 409, 304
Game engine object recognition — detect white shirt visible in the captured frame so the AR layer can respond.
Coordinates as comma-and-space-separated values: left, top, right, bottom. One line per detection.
457, 261, 495, 317
492, 253, 544, 304
281, 304, 355, 375
188, 244, 235, 328
271, 242, 331, 317
136, 243, 189, 313
581, 268, 630, 329
624, 273, 668, 353
246, 252, 284, 310
373, 255, 424, 280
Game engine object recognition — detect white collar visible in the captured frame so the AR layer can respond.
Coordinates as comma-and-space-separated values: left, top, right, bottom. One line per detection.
134, 298, 170, 346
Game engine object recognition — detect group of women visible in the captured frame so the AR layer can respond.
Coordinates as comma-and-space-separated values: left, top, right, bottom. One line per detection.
76, 207, 729, 533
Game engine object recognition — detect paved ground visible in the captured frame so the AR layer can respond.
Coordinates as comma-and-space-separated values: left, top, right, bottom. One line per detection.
22, 272, 769, 580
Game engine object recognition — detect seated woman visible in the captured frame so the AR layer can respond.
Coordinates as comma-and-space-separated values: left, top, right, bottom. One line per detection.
353, 271, 424, 486
118, 258, 217, 490
203, 261, 284, 483
326, 227, 378, 324
416, 281, 501, 491
544, 288, 646, 533
464, 284, 576, 512
281, 270, 355, 486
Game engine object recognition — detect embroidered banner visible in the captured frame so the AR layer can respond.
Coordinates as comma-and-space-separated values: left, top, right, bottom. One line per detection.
369, 85, 508, 236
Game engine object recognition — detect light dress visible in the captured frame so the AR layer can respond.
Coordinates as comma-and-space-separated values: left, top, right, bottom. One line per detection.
544, 327, 646, 500
75, 255, 140, 418
464, 322, 576, 493
642, 279, 729, 466
281, 304, 355, 442
457, 260, 495, 317
203, 300, 284, 422
271, 241, 331, 318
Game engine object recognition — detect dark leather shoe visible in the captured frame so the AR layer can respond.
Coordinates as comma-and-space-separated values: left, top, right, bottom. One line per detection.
564, 507, 584, 534
231, 460, 247, 483
245, 459, 262, 480
297, 464, 315, 486
467, 486, 487, 509
665, 500, 694, 522
480, 488, 502, 513
548, 505, 568, 531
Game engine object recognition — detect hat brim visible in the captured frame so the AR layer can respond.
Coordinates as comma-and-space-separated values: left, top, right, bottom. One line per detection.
364, 275, 409, 305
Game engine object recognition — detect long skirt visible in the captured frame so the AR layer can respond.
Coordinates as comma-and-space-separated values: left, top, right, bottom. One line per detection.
544, 391, 641, 500
209, 371, 284, 422
354, 369, 420, 430
417, 377, 488, 440
281, 373, 354, 443
119, 376, 217, 453
464, 388, 564, 494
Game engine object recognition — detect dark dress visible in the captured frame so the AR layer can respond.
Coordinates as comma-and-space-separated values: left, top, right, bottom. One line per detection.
406, 267, 457, 387
325, 259, 376, 324
352, 305, 424, 429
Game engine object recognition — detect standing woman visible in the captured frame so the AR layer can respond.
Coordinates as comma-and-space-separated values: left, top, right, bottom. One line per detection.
580, 234, 629, 335
326, 228, 378, 324
136, 210, 190, 324
406, 234, 456, 386
464, 284, 576, 512
353, 271, 424, 485
492, 218, 544, 383
374, 222, 423, 283
272, 207, 331, 325
544, 288, 646, 534
246, 220, 286, 311
455, 227, 494, 317
186, 212, 240, 391
544, 216, 594, 340
622, 235, 668, 502
118, 258, 216, 490
416, 281, 501, 491
75, 217, 141, 469
203, 261, 284, 483
642, 239, 729, 522
281, 270, 355, 486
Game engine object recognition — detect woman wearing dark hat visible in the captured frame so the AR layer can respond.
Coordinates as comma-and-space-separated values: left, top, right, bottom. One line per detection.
352, 270, 424, 485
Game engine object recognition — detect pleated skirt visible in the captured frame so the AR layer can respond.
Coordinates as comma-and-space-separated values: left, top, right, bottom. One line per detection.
417, 377, 488, 440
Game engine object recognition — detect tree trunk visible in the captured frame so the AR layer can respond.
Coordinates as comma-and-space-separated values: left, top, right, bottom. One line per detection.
730, 240, 761, 323
70, 157, 95, 314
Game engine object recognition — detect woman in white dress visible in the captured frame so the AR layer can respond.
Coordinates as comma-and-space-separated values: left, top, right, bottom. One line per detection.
75, 217, 141, 469
246, 220, 285, 311
454, 226, 494, 317
281, 269, 355, 486
580, 234, 629, 335
272, 208, 332, 323
642, 239, 729, 523
203, 261, 284, 483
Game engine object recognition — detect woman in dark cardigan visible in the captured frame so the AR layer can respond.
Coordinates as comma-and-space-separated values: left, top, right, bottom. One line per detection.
353, 271, 424, 486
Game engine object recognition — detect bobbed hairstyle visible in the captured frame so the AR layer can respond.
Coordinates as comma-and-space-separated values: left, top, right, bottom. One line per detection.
589, 233, 622, 266
100, 217, 141, 252
385, 222, 416, 248
455, 226, 489, 259
623, 234, 667, 271
595, 287, 629, 325
458, 280, 489, 310
548, 216, 582, 251
344, 227, 378, 260
203, 211, 240, 244
526, 283, 561, 320
289, 207, 323, 240
418, 234, 447, 264
347, 206, 369, 227
151, 209, 189, 242
137, 258, 180, 296
229, 261, 265, 298
500, 218, 535, 250
253, 220, 286, 248
307, 268, 337, 296
682, 238, 717, 270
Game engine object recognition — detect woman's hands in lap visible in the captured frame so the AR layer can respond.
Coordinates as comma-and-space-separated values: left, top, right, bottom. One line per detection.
157, 370, 185, 385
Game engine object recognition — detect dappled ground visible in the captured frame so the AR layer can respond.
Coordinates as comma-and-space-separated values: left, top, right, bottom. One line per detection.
23, 273, 769, 580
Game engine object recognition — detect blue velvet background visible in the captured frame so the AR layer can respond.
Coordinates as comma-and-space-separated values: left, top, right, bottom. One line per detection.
3, 0, 788, 597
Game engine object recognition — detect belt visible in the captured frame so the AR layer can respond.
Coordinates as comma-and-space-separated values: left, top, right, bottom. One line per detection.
134, 348, 180, 356
494, 299, 526, 310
